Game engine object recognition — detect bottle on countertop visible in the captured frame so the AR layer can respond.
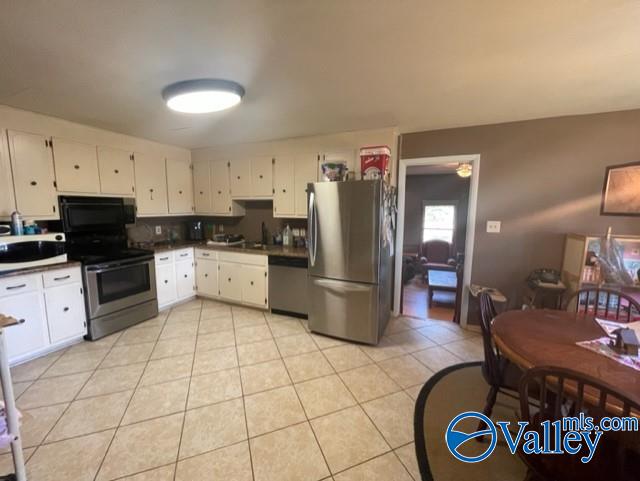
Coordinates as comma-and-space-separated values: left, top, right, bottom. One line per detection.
283, 224, 292, 247
10, 211, 23, 236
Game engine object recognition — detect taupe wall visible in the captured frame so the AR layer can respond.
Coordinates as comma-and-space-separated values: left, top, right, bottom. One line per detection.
403, 174, 470, 255
401, 109, 640, 309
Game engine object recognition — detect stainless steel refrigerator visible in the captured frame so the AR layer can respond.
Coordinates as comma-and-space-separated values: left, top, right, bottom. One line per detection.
307, 179, 394, 345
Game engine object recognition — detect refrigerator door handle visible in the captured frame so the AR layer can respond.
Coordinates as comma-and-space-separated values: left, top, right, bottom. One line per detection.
309, 191, 317, 266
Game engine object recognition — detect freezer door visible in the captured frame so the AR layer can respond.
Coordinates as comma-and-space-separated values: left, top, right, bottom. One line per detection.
308, 276, 381, 344
308, 180, 381, 283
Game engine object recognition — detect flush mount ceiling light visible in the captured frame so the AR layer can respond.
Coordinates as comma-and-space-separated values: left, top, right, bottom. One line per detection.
162, 79, 245, 113
456, 162, 472, 178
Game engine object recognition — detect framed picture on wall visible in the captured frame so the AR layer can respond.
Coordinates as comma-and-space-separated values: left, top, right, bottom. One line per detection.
601, 161, 640, 216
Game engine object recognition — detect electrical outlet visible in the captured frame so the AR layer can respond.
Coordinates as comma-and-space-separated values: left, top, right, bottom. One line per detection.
486, 221, 501, 234
219, 224, 224, 233
155, 225, 162, 235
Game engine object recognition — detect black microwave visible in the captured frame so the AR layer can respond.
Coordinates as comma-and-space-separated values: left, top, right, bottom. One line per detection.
60, 196, 135, 233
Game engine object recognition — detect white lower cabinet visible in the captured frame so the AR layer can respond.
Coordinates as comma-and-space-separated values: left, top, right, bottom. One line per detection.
155, 263, 177, 309
195, 249, 268, 309
154, 248, 195, 309
241, 265, 268, 307
176, 260, 196, 299
195, 257, 218, 297
0, 267, 87, 364
218, 261, 242, 302
0, 290, 49, 362
44, 283, 86, 344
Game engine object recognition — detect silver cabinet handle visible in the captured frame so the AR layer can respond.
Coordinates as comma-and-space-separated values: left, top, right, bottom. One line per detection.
6, 284, 26, 290
159, 257, 169, 261
53, 275, 71, 281
180, 253, 188, 257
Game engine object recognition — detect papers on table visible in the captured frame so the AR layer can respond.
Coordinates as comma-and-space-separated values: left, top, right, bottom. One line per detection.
595, 318, 640, 338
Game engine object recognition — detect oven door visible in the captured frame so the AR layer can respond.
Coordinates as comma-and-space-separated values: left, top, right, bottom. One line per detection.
84, 257, 157, 318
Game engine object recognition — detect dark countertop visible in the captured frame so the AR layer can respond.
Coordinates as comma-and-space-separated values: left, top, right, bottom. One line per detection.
145, 240, 308, 259
0, 260, 82, 279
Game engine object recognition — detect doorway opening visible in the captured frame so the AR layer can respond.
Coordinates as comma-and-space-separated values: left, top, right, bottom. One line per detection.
393, 155, 480, 326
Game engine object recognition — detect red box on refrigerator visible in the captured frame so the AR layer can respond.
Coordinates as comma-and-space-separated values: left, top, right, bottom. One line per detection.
360, 145, 390, 180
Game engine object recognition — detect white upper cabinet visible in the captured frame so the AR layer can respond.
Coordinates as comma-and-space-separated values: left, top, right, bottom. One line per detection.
134, 152, 168, 216
295, 153, 318, 218
229, 157, 273, 199
251, 156, 274, 197
51, 138, 100, 193
193, 160, 212, 214
230, 159, 252, 198
166, 157, 194, 214
211, 160, 231, 214
7, 130, 58, 219
98, 146, 135, 195
273, 155, 295, 217
0, 129, 16, 219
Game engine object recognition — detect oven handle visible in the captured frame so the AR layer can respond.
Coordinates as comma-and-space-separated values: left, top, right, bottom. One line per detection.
85, 256, 154, 272
86, 258, 153, 274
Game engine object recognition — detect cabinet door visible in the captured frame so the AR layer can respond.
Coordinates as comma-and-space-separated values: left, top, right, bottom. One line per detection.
196, 258, 218, 297
241, 265, 267, 307
44, 283, 87, 344
134, 152, 168, 216
0, 291, 49, 362
252, 156, 273, 197
167, 158, 194, 214
0, 129, 16, 219
230, 159, 252, 198
98, 146, 135, 195
193, 160, 212, 214
7, 130, 58, 219
218, 262, 242, 301
52, 138, 100, 193
211, 160, 232, 214
156, 263, 177, 307
295, 153, 318, 217
273, 155, 294, 217
175, 260, 195, 299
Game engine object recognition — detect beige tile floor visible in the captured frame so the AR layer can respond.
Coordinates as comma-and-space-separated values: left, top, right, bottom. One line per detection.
1, 297, 483, 481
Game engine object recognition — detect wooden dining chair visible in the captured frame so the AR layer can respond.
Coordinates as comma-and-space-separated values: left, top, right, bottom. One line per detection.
519, 366, 640, 481
565, 287, 640, 322
477, 292, 523, 432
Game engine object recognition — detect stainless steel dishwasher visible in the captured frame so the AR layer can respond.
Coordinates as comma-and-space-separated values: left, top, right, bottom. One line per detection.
268, 256, 308, 318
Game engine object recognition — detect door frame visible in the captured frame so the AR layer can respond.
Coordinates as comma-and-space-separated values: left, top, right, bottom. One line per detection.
393, 154, 481, 327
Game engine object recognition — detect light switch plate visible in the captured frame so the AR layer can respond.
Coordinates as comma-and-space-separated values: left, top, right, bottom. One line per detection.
486, 221, 501, 233
155, 225, 162, 235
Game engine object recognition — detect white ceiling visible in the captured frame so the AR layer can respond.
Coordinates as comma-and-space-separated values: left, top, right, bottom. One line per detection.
1, 0, 639, 149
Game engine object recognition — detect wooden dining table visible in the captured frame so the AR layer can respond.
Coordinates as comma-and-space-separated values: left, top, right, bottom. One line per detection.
492, 309, 640, 408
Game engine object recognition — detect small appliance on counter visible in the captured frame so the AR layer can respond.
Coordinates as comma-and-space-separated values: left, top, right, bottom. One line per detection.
0, 233, 67, 272
207, 234, 245, 246
188, 221, 204, 241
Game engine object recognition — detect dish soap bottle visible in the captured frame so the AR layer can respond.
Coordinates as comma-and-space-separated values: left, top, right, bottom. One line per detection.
283, 224, 292, 247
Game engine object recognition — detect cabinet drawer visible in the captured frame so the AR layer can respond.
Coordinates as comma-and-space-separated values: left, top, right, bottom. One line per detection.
155, 251, 174, 265
0, 275, 41, 299
195, 249, 217, 260
218, 252, 267, 266
42, 266, 82, 288
174, 248, 194, 262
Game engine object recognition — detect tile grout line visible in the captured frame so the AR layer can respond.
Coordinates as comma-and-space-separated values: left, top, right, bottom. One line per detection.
172, 299, 205, 481
90, 311, 171, 481
265, 314, 334, 479
234, 306, 257, 481
26, 329, 128, 469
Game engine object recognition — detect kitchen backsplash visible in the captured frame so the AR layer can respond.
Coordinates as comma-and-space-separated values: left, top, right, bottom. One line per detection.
127, 202, 307, 244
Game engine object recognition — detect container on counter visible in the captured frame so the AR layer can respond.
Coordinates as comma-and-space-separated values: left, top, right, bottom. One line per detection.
360, 145, 390, 180
10, 211, 23, 236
